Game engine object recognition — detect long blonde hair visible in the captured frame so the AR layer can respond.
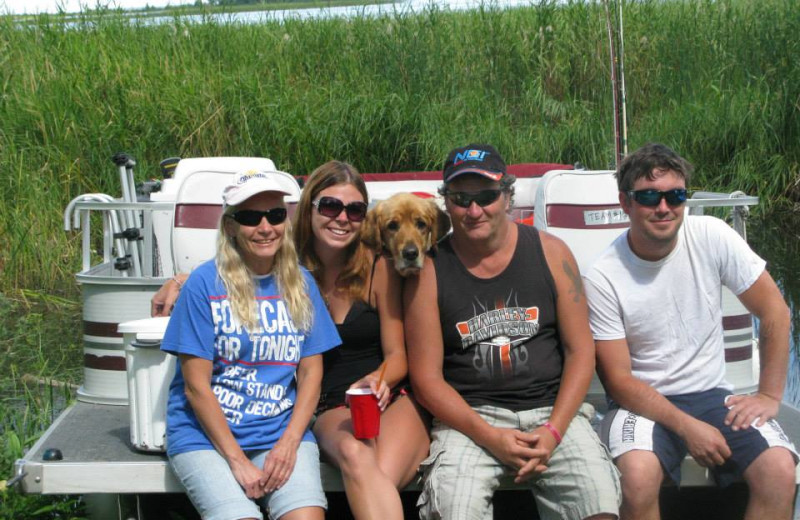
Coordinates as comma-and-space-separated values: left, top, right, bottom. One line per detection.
294, 161, 374, 301
216, 205, 313, 333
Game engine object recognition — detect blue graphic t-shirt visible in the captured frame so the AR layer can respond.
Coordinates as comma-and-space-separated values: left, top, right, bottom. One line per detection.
162, 260, 340, 456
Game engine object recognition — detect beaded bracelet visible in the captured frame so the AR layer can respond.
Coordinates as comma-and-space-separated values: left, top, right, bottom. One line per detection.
543, 421, 563, 445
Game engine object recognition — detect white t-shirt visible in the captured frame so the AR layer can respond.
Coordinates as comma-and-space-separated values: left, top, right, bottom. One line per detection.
583, 215, 765, 396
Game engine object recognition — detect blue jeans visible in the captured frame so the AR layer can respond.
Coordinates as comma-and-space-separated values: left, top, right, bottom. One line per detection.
170, 441, 326, 520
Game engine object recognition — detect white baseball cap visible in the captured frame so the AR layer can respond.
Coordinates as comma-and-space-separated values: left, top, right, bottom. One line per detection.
222, 165, 297, 206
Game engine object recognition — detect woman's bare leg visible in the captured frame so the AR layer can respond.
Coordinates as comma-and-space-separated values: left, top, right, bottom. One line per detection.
313, 397, 429, 520
279, 506, 325, 520
374, 395, 430, 487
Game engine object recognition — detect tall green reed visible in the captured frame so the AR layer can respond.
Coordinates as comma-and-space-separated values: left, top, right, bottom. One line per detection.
0, 292, 85, 518
1, 382, 86, 519
1, 0, 799, 294
0, 292, 83, 389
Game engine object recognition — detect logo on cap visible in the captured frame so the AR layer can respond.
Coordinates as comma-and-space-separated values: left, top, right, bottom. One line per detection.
237, 170, 269, 184
454, 149, 488, 165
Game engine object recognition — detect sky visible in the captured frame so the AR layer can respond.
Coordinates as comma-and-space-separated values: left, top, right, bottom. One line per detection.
1, 0, 194, 14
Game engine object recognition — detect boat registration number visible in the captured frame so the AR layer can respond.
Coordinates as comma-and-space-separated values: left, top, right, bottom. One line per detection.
583, 208, 629, 226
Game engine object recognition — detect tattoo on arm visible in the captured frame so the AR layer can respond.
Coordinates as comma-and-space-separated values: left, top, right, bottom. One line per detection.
563, 260, 584, 303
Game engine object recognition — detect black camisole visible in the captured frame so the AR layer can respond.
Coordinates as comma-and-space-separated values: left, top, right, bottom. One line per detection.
319, 259, 383, 409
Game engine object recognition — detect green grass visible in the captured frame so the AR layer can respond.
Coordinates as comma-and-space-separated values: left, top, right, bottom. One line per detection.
1, 0, 799, 293
0, 292, 83, 388
0, 292, 85, 518
1, 384, 86, 520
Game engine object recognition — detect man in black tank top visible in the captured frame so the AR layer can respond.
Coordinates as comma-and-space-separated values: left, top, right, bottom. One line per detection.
404, 144, 620, 520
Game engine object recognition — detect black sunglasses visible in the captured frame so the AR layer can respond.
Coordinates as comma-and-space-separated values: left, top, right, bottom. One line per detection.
312, 196, 368, 222
627, 188, 688, 207
443, 189, 503, 208
228, 208, 288, 226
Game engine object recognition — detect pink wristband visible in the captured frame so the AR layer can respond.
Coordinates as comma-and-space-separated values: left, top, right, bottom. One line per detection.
543, 421, 563, 445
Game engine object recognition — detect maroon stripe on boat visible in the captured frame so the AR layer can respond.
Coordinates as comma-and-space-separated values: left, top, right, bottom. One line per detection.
360, 171, 443, 181
174, 204, 223, 229
84, 353, 127, 371
545, 204, 630, 230
84, 321, 122, 338
723, 314, 752, 330
725, 346, 752, 362
174, 202, 298, 229
508, 164, 572, 178
356, 163, 572, 182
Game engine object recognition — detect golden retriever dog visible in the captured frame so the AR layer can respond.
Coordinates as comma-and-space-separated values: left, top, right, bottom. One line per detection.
361, 193, 451, 277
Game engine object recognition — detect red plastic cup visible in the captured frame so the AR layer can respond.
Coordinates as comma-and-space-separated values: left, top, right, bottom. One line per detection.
346, 388, 381, 439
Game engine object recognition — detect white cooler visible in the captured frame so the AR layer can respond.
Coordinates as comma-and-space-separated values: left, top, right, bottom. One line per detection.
120, 317, 173, 452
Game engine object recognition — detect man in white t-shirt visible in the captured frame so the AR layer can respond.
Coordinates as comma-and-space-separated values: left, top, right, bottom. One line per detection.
583, 143, 798, 520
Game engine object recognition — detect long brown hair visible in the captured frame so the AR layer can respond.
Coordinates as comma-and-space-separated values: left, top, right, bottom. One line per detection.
294, 160, 373, 301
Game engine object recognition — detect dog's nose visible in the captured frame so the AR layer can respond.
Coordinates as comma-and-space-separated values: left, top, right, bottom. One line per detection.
402, 246, 419, 261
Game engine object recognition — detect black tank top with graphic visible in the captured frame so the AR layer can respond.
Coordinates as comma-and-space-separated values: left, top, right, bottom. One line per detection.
434, 224, 562, 411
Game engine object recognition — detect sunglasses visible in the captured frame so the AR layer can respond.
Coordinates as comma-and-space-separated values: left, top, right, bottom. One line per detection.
627, 188, 688, 207
228, 207, 288, 226
443, 189, 503, 208
312, 196, 368, 222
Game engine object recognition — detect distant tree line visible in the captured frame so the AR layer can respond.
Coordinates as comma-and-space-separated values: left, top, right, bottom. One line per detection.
199, 0, 319, 5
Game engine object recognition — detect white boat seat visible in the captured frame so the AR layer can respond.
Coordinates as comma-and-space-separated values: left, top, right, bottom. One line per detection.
171, 162, 301, 274
532, 169, 628, 398
721, 287, 757, 394
171, 170, 230, 274
533, 169, 629, 274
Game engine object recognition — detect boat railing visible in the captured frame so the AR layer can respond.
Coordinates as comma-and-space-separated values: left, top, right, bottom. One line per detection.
62, 185, 762, 282
63, 198, 174, 279
687, 190, 759, 240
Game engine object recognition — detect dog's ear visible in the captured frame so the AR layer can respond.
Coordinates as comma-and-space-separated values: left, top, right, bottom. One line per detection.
360, 201, 383, 250
428, 201, 452, 247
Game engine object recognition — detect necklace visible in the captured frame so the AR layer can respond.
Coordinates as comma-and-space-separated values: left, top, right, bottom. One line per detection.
322, 287, 339, 309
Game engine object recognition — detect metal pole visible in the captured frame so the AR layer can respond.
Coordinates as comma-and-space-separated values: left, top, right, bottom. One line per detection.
111, 154, 142, 277
124, 161, 143, 277
603, 0, 622, 168
618, 0, 628, 158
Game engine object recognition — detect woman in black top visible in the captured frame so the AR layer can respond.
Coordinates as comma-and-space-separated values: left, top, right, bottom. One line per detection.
295, 161, 430, 520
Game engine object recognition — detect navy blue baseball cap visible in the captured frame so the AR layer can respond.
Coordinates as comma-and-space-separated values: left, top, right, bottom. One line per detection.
442, 144, 507, 183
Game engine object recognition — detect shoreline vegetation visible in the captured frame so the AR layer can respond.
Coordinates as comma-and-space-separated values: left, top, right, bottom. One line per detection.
2, 0, 799, 296
1, 0, 799, 516
5, 0, 397, 22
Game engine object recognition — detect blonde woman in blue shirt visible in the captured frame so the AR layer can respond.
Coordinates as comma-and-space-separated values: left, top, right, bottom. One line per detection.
161, 168, 340, 520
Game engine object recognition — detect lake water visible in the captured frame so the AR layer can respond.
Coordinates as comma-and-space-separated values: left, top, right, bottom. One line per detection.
128, 0, 541, 26
749, 212, 800, 408
748, 213, 800, 520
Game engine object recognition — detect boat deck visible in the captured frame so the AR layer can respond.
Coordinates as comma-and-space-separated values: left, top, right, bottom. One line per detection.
16, 402, 351, 494
16, 400, 800, 495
